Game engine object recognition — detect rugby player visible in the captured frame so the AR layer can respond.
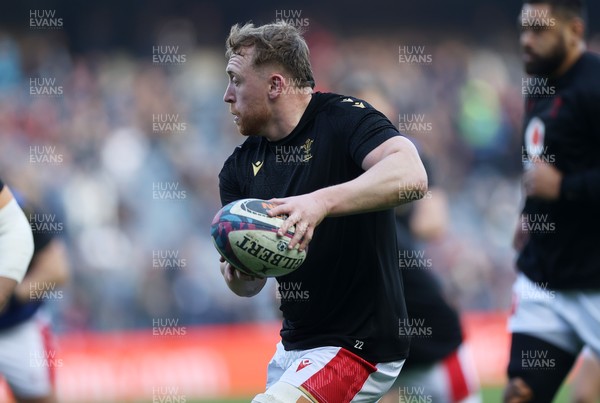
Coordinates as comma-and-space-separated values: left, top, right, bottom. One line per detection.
218, 21, 428, 402
505, 0, 600, 401
0, 195, 69, 403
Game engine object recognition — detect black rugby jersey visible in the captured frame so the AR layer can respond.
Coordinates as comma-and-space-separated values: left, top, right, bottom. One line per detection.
518, 52, 600, 290
219, 92, 411, 362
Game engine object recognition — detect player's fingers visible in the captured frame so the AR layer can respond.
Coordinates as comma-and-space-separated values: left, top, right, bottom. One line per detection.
234, 269, 255, 281
298, 227, 313, 252
288, 231, 302, 250
523, 174, 534, 196
288, 220, 308, 249
278, 212, 299, 236
266, 198, 287, 217
268, 205, 284, 217
222, 263, 233, 281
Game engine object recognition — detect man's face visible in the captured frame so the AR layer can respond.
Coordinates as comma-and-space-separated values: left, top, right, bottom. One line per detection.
223, 46, 271, 136
520, 4, 568, 76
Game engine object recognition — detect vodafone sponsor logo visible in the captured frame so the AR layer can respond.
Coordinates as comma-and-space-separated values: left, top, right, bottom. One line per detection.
525, 117, 545, 157
523, 117, 555, 167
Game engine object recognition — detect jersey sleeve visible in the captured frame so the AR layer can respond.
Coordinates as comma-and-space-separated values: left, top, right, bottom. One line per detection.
560, 84, 600, 202
20, 202, 55, 255
32, 226, 54, 255
338, 100, 401, 167
415, 148, 435, 188
218, 152, 244, 207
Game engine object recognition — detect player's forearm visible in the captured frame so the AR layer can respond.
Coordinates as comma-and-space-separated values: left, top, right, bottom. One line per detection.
410, 187, 448, 240
0, 277, 17, 311
315, 151, 428, 217
14, 240, 70, 302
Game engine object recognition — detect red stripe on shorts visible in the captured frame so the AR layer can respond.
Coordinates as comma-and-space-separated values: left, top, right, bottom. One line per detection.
39, 321, 56, 386
444, 350, 469, 402
300, 348, 377, 403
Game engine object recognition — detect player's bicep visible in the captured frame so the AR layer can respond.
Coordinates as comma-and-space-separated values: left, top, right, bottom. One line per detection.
342, 104, 403, 168
0, 276, 17, 309
361, 136, 421, 171
29, 238, 70, 283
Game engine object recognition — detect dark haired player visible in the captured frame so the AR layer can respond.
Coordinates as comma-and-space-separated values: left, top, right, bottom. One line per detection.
505, 0, 600, 401
0, 195, 69, 403
0, 179, 34, 310
218, 21, 428, 402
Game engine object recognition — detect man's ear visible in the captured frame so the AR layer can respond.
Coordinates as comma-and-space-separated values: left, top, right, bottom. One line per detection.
268, 74, 285, 99
568, 17, 585, 45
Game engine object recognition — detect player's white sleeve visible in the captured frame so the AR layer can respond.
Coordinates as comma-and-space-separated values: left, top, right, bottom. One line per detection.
0, 199, 34, 282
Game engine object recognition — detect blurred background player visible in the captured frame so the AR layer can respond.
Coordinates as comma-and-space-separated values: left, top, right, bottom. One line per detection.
387, 169, 481, 403
0, 178, 34, 310
218, 21, 427, 402
348, 79, 481, 403
0, 194, 69, 403
505, 0, 600, 402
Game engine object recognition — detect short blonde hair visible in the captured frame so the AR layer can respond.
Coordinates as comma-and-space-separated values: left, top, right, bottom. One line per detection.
226, 21, 315, 88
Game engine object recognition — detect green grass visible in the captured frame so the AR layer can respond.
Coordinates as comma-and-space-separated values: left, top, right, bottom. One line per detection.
481, 385, 570, 402
166, 385, 572, 403
194, 400, 250, 403
192, 386, 569, 403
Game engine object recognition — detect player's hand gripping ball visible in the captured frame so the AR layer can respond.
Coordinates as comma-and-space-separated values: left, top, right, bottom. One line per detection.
211, 199, 307, 278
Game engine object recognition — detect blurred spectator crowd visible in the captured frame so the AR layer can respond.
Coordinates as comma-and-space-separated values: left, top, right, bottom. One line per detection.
0, 22, 598, 333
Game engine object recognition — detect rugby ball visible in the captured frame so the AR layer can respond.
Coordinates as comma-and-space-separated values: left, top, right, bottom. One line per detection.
210, 198, 307, 278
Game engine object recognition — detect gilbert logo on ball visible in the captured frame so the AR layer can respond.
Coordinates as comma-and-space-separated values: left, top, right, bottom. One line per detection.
211, 199, 307, 278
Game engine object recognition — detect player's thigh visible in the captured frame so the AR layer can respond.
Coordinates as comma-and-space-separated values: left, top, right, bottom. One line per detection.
509, 273, 582, 354
570, 291, 600, 362
571, 346, 600, 403
387, 345, 480, 403
0, 319, 56, 400
253, 381, 313, 403
389, 362, 445, 402
261, 345, 403, 403
265, 342, 295, 390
